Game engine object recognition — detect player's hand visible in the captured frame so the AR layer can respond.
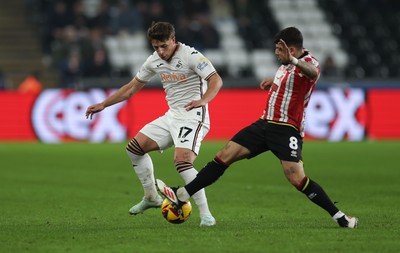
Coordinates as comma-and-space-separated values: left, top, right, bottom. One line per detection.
184, 99, 205, 111
85, 103, 105, 120
260, 79, 273, 90
276, 39, 292, 64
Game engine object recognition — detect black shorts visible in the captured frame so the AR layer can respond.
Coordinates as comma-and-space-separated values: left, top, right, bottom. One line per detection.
230, 119, 303, 162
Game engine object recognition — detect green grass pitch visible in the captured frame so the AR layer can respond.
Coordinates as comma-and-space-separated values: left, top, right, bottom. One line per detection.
1, 141, 399, 253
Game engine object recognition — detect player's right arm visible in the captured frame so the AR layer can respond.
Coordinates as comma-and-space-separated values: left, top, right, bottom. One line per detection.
85, 77, 146, 119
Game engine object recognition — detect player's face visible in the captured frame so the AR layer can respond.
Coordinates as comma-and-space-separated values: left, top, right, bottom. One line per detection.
274, 41, 295, 65
275, 42, 287, 64
152, 37, 177, 61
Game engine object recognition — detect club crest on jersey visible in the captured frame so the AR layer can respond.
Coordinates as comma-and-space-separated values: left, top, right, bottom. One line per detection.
197, 57, 209, 71
175, 60, 183, 69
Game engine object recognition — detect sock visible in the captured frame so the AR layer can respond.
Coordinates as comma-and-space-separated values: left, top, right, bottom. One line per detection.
177, 187, 191, 202
184, 157, 228, 197
180, 168, 211, 216
126, 151, 158, 200
332, 211, 345, 220
297, 177, 339, 216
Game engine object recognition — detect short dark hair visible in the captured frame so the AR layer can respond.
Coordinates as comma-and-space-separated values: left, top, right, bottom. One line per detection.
147, 21, 175, 42
274, 27, 303, 49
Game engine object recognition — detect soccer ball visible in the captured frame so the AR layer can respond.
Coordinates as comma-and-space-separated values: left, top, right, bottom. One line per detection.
161, 198, 192, 224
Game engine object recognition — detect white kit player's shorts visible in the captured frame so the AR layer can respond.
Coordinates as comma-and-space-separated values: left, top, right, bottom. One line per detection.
139, 108, 210, 155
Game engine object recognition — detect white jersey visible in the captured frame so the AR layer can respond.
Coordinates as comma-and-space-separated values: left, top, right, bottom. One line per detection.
135, 42, 216, 124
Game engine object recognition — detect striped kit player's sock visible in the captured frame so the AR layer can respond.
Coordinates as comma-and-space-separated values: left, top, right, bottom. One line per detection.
184, 157, 228, 197
297, 176, 339, 216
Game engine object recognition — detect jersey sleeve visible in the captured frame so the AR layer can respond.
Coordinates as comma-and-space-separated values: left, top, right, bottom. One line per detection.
188, 50, 217, 81
300, 55, 321, 77
135, 55, 156, 82
304, 55, 320, 69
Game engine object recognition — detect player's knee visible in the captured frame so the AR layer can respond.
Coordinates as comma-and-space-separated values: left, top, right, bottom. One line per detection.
126, 138, 145, 156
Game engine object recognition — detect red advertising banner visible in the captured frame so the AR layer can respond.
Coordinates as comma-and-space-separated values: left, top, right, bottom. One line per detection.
103, 89, 265, 140
0, 88, 399, 142
0, 91, 37, 140
304, 87, 367, 141
367, 89, 400, 139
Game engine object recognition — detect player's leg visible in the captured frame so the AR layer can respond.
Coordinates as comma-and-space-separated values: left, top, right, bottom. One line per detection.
158, 120, 266, 206
171, 117, 218, 226
268, 123, 337, 214
272, 123, 358, 228
156, 142, 246, 208
182, 141, 250, 199
127, 117, 171, 215
281, 160, 358, 228
174, 148, 216, 226
281, 161, 340, 216
179, 120, 266, 202
266, 123, 357, 228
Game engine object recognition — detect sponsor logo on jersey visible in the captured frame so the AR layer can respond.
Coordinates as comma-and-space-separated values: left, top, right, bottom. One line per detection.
160, 72, 187, 82
197, 57, 209, 71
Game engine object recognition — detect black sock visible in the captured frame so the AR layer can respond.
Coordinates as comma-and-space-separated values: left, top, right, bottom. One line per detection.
298, 177, 339, 216
185, 158, 228, 196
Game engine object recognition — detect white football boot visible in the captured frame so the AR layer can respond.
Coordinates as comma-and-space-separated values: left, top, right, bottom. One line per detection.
129, 195, 163, 215
334, 214, 359, 228
200, 214, 217, 227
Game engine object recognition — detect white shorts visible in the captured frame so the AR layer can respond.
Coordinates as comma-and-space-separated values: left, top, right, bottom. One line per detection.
139, 108, 210, 155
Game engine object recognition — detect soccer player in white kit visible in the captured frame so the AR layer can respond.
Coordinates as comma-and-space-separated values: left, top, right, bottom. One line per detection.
85, 22, 223, 226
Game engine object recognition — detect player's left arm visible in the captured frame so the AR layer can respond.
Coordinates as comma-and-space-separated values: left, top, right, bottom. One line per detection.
202, 72, 223, 103
279, 39, 318, 80
184, 72, 223, 111
293, 59, 319, 80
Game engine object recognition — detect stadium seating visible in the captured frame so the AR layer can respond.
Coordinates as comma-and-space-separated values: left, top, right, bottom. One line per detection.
318, 0, 400, 78
19, 0, 400, 89
97, 0, 400, 79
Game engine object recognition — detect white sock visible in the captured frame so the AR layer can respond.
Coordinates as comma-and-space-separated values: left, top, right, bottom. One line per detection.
177, 187, 190, 202
126, 151, 158, 200
180, 168, 212, 216
332, 210, 345, 220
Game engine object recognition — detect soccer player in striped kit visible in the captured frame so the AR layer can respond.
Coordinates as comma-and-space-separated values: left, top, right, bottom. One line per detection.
157, 27, 358, 228
86, 22, 223, 226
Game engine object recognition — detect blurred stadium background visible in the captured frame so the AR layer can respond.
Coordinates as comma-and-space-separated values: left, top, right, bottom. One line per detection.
0, 0, 400, 142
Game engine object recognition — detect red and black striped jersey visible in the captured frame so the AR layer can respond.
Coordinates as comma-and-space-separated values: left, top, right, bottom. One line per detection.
261, 50, 320, 136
